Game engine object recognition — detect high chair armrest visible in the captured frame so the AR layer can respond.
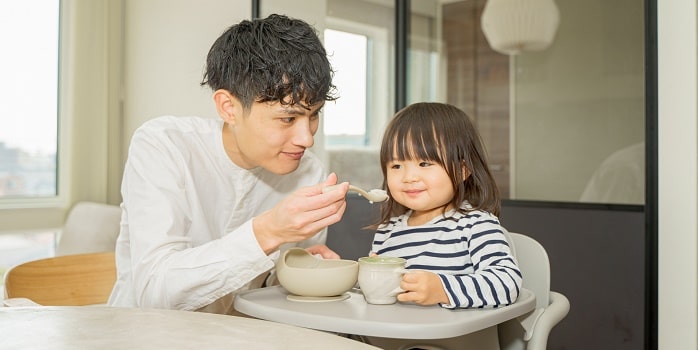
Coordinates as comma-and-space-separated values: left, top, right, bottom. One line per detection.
526, 291, 570, 350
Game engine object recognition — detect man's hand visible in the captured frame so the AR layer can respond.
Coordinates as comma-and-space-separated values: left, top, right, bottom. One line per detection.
305, 244, 340, 259
397, 270, 449, 306
253, 173, 349, 254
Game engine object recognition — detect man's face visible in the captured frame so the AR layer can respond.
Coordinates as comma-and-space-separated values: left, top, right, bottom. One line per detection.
224, 99, 322, 175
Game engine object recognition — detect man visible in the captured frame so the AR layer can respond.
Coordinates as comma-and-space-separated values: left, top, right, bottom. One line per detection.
108, 14, 349, 314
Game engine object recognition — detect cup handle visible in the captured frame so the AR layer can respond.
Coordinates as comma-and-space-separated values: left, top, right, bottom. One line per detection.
387, 268, 411, 296
388, 286, 405, 296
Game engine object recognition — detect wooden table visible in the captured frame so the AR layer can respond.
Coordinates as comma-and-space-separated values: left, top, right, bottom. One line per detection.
234, 285, 536, 339
0, 305, 380, 349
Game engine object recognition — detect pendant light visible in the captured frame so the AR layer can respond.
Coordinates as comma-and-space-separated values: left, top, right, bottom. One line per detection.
481, 0, 560, 55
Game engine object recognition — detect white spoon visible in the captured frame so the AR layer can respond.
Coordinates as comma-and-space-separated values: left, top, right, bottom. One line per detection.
323, 184, 389, 203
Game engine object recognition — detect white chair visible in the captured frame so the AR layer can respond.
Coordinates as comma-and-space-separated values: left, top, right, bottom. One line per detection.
55, 201, 122, 256
498, 231, 570, 350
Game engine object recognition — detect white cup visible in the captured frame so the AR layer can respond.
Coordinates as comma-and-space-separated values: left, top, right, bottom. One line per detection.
358, 256, 408, 305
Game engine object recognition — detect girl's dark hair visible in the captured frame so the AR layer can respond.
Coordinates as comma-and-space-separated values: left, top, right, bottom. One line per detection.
377, 102, 501, 226
201, 14, 337, 110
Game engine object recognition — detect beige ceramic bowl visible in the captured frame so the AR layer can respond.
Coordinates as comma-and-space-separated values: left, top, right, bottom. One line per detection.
276, 248, 359, 297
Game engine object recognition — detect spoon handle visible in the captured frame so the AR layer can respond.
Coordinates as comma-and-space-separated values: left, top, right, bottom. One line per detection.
322, 184, 368, 196
322, 184, 387, 202
347, 185, 370, 197
321, 184, 343, 194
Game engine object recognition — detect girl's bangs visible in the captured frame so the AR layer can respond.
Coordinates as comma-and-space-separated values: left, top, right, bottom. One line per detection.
390, 124, 444, 163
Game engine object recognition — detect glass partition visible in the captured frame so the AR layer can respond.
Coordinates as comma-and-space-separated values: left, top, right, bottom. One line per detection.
263, 0, 646, 205
413, 0, 645, 205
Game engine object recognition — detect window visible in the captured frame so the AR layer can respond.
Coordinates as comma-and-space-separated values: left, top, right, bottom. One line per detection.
318, 4, 394, 190
323, 29, 368, 147
0, 0, 60, 203
322, 15, 392, 150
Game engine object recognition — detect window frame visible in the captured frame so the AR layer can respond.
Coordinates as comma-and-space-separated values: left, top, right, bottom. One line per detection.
0, 0, 68, 210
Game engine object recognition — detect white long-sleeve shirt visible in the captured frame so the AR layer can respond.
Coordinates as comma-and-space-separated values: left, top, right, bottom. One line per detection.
108, 116, 326, 313
371, 203, 522, 309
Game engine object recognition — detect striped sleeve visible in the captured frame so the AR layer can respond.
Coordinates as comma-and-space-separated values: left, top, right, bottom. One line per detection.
439, 216, 522, 309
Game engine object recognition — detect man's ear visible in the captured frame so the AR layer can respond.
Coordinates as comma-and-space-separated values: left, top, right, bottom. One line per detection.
213, 89, 242, 125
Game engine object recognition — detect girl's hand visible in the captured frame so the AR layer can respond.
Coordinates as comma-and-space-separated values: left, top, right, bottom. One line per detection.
397, 270, 449, 305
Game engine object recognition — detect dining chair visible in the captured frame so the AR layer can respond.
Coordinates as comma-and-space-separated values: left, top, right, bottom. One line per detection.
55, 201, 122, 256
3, 251, 117, 306
498, 231, 570, 350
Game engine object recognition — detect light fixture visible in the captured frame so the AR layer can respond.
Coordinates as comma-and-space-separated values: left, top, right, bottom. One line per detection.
481, 0, 560, 55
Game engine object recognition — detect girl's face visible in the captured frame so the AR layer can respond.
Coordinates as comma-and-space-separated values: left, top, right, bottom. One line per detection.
386, 158, 455, 226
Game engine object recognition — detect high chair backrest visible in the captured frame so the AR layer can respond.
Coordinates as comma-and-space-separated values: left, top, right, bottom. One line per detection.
3, 252, 117, 306
507, 231, 550, 309
499, 231, 570, 350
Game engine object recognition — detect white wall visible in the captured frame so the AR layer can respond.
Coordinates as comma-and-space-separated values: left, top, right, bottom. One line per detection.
657, 1, 698, 348
122, 0, 250, 151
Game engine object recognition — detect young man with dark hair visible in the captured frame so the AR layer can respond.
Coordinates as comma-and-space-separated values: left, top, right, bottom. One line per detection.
109, 14, 349, 314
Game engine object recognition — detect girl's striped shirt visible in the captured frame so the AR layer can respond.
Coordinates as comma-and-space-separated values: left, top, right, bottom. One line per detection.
372, 203, 522, 309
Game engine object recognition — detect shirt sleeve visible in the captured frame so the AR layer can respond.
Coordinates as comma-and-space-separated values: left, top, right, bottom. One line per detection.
117, 126, 276, 311
439, 219, 522, 309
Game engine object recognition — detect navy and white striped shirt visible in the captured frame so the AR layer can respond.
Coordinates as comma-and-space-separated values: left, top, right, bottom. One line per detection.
372, 203, 522, 309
